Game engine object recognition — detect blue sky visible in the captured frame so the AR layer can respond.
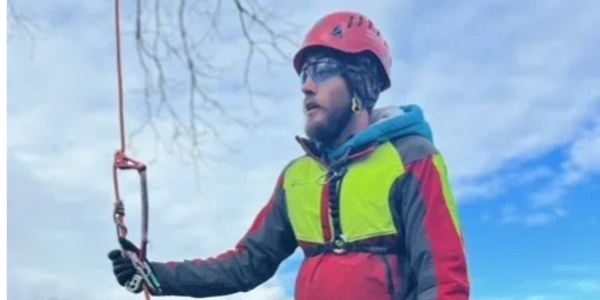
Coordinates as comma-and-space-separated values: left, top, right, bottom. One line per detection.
7, 1, 600, 300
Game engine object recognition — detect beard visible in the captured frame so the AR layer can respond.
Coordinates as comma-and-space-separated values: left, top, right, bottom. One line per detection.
304, 101, 353, 145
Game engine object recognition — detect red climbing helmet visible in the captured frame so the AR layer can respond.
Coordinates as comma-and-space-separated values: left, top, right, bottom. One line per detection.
293, 11, 392, 91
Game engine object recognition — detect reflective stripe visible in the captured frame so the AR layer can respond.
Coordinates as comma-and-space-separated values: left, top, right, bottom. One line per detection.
340, 142, 404, 241
284, 142, 405, 245
284, 156, 327, 243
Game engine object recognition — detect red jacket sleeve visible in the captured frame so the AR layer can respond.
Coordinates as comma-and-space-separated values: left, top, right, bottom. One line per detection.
399, 153, 470, 300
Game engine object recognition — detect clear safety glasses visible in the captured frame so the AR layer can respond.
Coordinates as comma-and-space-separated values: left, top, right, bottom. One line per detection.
299, 60, 345, 85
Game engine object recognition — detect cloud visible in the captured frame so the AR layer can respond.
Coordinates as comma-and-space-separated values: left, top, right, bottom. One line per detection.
549, 264, 600, 294
7, 149, 294, 298
498, 203, 567, 226
530, 119, 600, 207
7, 0, 600, 299
569, 280, 600, 293
524, 296, 547, 300
548, 278, 600, 296
7, 1, 301, 299
391, 0, 600, 188
552, 264, 596, 274
477, 264, 600, 300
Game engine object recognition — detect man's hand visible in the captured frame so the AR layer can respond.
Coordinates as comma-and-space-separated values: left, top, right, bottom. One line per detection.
107, 237, 162, 295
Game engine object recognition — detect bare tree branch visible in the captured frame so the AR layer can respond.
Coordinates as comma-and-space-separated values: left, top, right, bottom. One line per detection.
7, 0, 300, 188
127, 0, 300, 187
7, 0, 43, 51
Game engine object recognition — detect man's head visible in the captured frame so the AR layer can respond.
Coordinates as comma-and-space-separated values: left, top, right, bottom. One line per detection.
299, 50, 384, 144
293, 11, 392, 146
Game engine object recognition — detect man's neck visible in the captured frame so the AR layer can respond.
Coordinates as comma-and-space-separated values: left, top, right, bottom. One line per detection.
328, 111, 370, 149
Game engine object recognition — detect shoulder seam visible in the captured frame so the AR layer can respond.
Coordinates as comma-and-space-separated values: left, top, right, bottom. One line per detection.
390, 135, 439, 166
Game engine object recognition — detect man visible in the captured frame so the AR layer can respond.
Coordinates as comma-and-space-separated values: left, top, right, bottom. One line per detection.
108, 11, 470, 300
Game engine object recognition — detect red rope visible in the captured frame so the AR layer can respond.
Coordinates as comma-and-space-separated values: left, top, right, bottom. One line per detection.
114, 0, 126, 152
112, 0, 151, 299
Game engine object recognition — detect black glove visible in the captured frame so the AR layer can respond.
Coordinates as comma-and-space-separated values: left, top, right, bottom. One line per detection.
108, 237, 162, 295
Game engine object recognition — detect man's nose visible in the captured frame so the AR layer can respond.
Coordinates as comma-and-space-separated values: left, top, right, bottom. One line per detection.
301, 76, 317, 97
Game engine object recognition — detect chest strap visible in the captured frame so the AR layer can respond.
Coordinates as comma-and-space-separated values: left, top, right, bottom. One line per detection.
303, 241, 398, 257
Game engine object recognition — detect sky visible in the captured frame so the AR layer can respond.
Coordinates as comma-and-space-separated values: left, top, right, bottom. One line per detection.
6, 1, 600, 300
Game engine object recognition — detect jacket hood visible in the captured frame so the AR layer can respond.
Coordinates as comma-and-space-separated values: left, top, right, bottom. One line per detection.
307, 104, 434, 163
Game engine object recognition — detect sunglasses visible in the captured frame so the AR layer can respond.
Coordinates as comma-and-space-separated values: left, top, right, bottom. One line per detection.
299, 60, 345, 85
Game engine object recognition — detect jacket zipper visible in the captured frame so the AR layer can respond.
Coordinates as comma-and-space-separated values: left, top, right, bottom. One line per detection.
329, 169, 347, 247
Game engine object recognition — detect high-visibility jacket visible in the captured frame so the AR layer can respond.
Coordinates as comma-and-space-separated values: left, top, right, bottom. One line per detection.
150, 105, 470, 300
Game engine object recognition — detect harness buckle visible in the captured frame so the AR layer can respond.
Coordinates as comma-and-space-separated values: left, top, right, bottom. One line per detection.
332, 235, 348, 255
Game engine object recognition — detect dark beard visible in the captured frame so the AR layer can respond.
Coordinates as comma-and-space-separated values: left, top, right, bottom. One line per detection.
305, 103, 353, 146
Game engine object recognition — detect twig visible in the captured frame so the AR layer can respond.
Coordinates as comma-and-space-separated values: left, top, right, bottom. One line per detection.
127, 0, 299, 188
